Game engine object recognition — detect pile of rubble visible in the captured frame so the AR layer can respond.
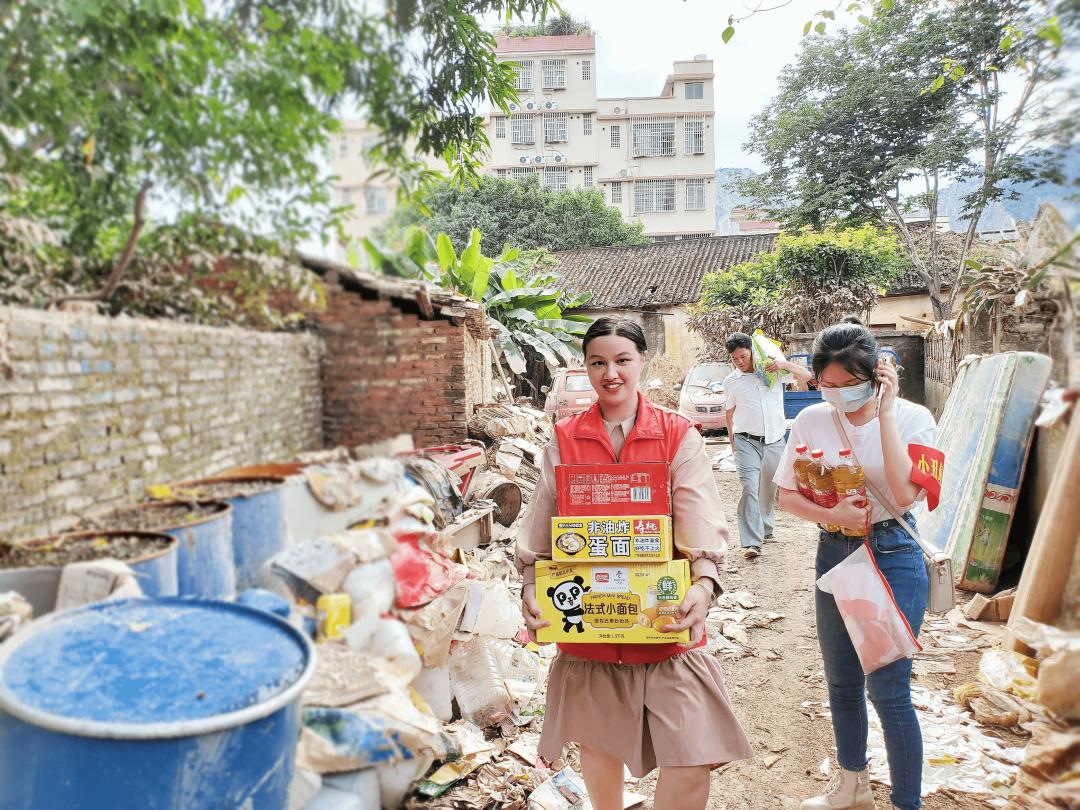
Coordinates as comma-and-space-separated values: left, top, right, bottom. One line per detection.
469, 404, 550, 503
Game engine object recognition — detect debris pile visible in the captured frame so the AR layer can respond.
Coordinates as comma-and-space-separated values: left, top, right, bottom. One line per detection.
469, 404, 550, 503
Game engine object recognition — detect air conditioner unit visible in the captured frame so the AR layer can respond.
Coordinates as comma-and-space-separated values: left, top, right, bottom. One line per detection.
525, 101, 539, 111
508, 102, 519, 112
533, 155, 546, 164
552, 154, 567, 164
543, 101, 557, 110
518, 155, 530, 165
619, 168, 631, 177
613, 106, 622, 114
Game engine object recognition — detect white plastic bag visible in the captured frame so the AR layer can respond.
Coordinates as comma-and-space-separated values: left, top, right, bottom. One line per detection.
816, 543, 921, 674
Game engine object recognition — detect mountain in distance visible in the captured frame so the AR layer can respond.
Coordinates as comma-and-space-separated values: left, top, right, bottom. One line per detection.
936, 146, 1080, 235
716, 146, 1079, 236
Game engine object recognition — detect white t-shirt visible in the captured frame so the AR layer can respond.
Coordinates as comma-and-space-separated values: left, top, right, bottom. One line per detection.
723, 370, 791, 445
773, 400, 938, 523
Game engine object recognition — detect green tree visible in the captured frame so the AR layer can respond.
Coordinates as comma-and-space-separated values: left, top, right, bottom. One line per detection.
693, 225, 907, 345
361, 226, 592, 379
500, 10, 592, 37
742, 0, 1074, 320
0, 0, 556, 302
378, 174, 645, 255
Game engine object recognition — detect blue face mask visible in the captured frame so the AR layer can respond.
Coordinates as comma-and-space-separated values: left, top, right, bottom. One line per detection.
821, 381, 874, 412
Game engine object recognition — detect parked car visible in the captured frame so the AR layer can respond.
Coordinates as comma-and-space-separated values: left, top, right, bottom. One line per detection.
678, 362, 735, 432
543, 368, 598, 422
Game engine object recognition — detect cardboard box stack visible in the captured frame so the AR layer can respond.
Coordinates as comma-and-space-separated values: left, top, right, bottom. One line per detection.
536, 462, 690, 644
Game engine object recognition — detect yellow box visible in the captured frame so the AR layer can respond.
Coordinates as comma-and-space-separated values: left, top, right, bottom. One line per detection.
551, 515, 673, 562
536, 559, 690, 644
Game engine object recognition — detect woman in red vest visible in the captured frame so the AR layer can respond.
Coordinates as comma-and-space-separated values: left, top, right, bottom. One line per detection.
516, 317, 752, 810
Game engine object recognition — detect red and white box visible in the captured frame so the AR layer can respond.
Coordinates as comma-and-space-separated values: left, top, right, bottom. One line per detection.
555, 462, 671, 517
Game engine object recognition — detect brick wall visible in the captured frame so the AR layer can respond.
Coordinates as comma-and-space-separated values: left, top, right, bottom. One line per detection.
0, 307, 323, 541
317, 282, 488, 449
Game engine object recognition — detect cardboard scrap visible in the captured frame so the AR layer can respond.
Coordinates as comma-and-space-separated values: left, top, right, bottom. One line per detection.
55, 559, 141, 611
963, 588, 1015, 623
398, 583, 469, 668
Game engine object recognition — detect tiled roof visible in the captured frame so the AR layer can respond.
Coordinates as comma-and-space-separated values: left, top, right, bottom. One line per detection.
494, 35, 595, 53
552, 235, 778, 309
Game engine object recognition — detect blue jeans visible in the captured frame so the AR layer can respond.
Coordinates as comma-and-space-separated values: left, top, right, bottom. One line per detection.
815, 518, 928, 810
732, 434, 784, 549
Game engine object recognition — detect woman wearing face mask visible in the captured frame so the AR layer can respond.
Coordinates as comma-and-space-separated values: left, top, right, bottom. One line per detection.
515, 317, 752, 810
773, 322, 937, 810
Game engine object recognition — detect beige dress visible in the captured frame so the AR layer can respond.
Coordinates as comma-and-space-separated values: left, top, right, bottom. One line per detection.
515, 413, 754, 776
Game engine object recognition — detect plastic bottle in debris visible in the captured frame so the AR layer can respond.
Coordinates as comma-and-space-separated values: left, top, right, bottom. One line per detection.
792, 444, 815, 501
448, 637, 512, 728
833, 448, 867, 538
808, 449, 840, 533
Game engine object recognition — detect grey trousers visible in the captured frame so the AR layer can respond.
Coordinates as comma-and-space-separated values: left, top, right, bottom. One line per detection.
732, 434, 785, 549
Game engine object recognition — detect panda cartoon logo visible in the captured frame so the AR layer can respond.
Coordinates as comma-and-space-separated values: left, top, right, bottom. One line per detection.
547, 576, 590, 633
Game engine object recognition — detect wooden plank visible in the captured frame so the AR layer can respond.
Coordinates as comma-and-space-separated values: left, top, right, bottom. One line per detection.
1005, 403, 1080, 653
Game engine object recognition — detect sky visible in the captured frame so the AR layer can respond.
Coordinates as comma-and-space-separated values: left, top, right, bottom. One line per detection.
550, 0, 833, 171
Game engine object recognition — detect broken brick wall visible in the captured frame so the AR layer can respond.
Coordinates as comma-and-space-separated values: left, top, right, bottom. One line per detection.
317, 280, 490, 450
0, 307, 323, 541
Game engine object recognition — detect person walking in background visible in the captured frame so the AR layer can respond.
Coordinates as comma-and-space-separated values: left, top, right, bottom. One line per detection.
723, 332, 812, 558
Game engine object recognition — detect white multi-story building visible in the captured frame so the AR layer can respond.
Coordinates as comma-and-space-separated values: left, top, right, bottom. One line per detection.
487, 34, 717, 240
329, 34, 717, 249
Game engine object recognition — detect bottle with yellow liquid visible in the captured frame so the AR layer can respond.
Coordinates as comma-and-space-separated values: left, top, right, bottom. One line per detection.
832, 448, 867, 537
808, 449, 840, 532
792, 443, 815, 501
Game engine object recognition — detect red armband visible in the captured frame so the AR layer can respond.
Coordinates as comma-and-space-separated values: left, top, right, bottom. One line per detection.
908, 444, 944, 511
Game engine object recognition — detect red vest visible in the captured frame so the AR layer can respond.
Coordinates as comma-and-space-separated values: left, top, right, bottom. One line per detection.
551, 390, 707, 664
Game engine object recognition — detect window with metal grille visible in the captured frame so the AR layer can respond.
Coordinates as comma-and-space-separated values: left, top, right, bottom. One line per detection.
583, 113, 593, 136
361, 135, 380, 163
610, 125, 621, 149
511, 115, 534, 145
649, 234, 678, 243
631, 116, 676, 156
364, 186, 387, 214
494, 117, 506, 139
542, 166, 568, 191
543, 113, 568, 143
511, 61, 532, 91
509, 167, 534, 180
685, 178, 706, 210
338, 136, 349, 158
496, 169, 507, 178
633, 179, 676, 213
683, 116, 705, 155
584, 166, 594, 187
611, 181, 623, 203
582, 60, 591, 81
341, 188, 352, 205
685, 81, 704, 100
542, 58, 567, 89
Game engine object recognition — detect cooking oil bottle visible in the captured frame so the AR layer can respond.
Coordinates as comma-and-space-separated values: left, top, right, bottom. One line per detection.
808, 449, 840, 532
833, 448, 867, 537
793, 444, 814, 501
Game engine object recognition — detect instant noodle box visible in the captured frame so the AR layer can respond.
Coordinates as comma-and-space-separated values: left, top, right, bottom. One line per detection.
551, 515, 673, 562
555, 462, 671, 516
535, 559, 691, 644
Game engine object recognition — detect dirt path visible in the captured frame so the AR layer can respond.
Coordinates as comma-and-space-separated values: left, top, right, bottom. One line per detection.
622, 445, 992, 810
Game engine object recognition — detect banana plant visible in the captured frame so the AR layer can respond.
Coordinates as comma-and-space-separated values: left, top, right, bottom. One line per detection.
361, 226, 591, 376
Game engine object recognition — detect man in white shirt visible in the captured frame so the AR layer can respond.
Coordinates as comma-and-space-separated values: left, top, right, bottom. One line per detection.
723, 332, 812, 558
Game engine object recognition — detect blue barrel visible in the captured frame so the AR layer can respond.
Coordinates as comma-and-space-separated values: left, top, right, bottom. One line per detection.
130, 501, 235, 599
175, 478, 287, 592
0, 598, 315, 809
12, 530, 179, 601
